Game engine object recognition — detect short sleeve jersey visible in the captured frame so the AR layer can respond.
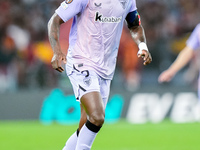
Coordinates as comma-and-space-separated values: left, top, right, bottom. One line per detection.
56, 0, 137, 79
186, 23, 200, 51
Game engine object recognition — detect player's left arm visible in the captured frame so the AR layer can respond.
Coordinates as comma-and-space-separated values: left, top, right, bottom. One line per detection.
126, 10, 152, 65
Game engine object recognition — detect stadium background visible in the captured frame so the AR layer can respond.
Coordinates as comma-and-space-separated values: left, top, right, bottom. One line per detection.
0, 0, 200, 150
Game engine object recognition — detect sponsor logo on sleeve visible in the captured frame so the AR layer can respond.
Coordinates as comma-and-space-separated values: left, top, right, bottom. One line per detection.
65, 0, 73, 4
61, 1, 68, 9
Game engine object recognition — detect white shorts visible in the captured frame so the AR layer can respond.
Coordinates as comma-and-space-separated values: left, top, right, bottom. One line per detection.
68, 64, 111, 107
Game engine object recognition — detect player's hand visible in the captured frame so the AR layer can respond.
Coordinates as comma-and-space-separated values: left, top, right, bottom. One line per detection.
158, 69, 175, 83
51, 52, 67, 73
137, 50, 152, 65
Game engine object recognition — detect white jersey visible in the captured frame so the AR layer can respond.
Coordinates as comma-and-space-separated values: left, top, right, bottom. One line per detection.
56, 0, 137, 79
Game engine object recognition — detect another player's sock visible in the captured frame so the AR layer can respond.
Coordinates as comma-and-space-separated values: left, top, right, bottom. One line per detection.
62, 128, 79, 150
75, 120, 101, 150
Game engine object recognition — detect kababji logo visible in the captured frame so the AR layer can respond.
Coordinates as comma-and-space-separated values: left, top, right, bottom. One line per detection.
95, 12, 122, 23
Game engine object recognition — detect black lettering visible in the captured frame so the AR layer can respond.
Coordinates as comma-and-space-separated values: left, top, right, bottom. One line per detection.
95, 12, 102, 21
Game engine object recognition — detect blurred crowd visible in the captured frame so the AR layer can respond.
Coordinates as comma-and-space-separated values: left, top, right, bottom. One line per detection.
0, 0, 200, 92
0, 0, 61, 92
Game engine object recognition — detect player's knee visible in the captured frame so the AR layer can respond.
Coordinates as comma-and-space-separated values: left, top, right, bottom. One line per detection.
89, 112, 105, 127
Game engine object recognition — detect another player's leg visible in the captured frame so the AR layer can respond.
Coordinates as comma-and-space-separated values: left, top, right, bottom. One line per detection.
62, 104, 87, 150
75, 91, 105, 150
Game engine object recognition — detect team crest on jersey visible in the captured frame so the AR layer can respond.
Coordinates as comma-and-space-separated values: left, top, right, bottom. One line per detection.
119, 0, 127, 9
83, 77, 91, 86
65, 0, 73, 4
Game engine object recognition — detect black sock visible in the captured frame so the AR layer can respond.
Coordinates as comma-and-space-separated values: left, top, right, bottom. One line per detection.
85, 120, 101, 133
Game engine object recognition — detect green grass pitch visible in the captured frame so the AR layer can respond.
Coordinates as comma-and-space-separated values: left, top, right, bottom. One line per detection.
0, 120, 200, 150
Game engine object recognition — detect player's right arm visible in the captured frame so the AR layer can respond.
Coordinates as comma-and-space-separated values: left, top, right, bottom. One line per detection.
158, 46, 194, 83
48, 13, 66, 72
48, 0, 88, 72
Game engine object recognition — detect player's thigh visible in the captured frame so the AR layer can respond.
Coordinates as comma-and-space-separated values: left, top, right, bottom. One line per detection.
80, 91, 105, 125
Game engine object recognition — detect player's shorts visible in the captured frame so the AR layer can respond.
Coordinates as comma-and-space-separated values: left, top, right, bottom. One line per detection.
68, 64, 111, 107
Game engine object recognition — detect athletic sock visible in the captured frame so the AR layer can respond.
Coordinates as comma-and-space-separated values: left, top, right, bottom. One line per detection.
75, 120, 101, 150
62, 129, 79, 150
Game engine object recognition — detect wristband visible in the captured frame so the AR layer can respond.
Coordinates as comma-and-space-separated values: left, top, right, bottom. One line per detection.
138, 42, 148, 55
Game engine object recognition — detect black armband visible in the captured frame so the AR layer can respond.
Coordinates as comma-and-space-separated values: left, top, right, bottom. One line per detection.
126, 12, 141, 29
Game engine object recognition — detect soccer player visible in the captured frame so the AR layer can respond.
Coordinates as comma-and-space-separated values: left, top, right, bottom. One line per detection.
48, 0, 152, 149
158, 23, 200, 119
